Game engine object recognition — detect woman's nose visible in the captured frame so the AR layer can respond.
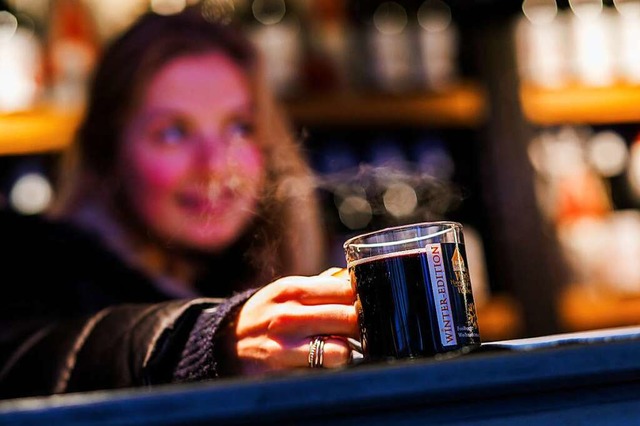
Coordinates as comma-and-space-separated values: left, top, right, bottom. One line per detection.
196, 136, 229, 170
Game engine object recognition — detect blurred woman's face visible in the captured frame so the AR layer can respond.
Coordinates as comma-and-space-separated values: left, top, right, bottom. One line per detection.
120, 52, 265, 251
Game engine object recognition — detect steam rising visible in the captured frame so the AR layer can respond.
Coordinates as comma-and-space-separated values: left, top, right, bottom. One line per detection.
295, 164, 463, 231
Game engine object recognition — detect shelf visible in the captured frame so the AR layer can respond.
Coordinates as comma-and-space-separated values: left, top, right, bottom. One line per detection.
0, 105, 82, 155
0, 84, 486, 157
520, 83, 640, 125
477, 293, 524, 341
284, 82, 488, 127
559, 285, 640, 332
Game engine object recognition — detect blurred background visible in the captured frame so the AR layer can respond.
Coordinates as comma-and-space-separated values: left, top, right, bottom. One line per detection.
3, 0, 640, 342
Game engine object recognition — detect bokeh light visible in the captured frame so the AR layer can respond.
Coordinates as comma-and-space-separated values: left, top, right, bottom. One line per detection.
614, 0, 640, 17
383, 182, 418, 218
373, 1, 408, 35
586, 130, 628, 177
521, 0, 558, 25
569, 0, 603, 20
9, 172, 53, 215
151, 0, 187, 15
418, 0, 452, 32
0, 11, 18, 42
338, 195, 372, 230
252, 0, 286, 25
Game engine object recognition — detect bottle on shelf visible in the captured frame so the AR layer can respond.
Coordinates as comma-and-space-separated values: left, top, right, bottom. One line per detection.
45, 0, 100, 106
416, 0, 461, 91
301, 0, 351, 94
366, 1, 421, 94
569, 0, 616, 88
237, 0, 306, 98
615, 0, 640, 85
515, 0, 569, 89
0, 9, 45, 111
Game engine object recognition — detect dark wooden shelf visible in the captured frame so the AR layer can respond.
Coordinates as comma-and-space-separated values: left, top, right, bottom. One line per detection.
0, 105, 82, 155
559, 285, 640, 332
0, 84, 487, 156
477, 294, 524, 341
284, 83, 488, 127
520, 83, 640, 125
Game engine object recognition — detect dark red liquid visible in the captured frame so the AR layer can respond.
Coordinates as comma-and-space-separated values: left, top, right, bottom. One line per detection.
351, 243, 480, 361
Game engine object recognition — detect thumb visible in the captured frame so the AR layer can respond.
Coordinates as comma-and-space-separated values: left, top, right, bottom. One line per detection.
320, 267, 348, 278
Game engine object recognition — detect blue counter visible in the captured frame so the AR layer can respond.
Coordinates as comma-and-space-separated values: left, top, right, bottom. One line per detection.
2, 326, 640, 425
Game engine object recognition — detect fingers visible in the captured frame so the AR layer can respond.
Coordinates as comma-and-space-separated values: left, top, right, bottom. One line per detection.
310, 336, 353, 368
320, 267, 349, 279
272, 275, 353, 305
270, 303, 359, 337
238, 335, 354, 372
235, 273, 359, 375
297, 336, 353, 369
319, 267, 345, 277
331, 268, 350, 279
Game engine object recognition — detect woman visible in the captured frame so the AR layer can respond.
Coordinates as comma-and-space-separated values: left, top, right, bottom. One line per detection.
0, 6, 357, 399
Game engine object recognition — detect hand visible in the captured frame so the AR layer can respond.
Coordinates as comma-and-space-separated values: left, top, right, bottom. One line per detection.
233, 268, 358, 375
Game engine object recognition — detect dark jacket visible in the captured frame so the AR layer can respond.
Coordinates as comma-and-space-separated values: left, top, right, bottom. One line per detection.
0, 209, 254, 400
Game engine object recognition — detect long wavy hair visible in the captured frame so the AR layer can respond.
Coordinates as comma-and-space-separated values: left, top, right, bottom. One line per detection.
50, 6, 326, 290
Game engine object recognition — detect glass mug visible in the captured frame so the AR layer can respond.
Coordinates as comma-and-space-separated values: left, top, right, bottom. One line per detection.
344, 221, 481, 362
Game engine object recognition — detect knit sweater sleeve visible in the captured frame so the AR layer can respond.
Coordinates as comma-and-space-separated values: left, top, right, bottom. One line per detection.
172, 288, 258, 382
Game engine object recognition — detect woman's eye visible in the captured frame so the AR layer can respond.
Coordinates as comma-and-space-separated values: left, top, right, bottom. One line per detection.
156, 123, 189, 145
228, 120, 255, 140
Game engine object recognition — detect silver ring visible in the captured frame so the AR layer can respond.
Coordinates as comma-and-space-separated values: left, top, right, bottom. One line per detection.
308, 336, 327, 368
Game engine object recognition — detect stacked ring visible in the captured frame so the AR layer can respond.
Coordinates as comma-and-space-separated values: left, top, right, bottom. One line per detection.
308, 335, 327, 368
